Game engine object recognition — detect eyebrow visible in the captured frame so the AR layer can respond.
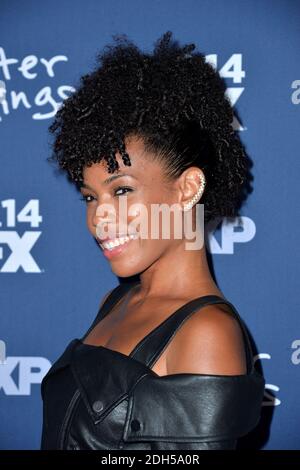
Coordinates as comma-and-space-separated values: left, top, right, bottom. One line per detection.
81, 173, 135, 190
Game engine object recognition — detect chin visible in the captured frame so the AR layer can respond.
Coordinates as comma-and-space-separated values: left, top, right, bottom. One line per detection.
106, 254, 145, 278
110, 265, 142, 279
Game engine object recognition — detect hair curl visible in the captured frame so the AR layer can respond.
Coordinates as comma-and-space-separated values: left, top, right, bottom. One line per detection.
47, 30, 250, 223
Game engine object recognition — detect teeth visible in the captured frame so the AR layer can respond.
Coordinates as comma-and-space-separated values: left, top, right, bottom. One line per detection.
100, 234, 138, 251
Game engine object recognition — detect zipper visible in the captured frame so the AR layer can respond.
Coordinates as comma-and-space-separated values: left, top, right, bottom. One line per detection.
58, 389, 81, 449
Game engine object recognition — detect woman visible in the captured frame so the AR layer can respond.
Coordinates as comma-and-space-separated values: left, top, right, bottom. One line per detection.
41, 31, 265, 450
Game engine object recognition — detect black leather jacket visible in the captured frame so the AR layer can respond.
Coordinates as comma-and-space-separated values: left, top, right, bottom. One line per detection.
40, 282, 265, 450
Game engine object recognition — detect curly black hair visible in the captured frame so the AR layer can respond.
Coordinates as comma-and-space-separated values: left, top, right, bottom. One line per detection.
47, 31, 250, 223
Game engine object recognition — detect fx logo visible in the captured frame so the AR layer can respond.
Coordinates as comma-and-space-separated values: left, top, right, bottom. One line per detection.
0, 339, 6, 364
0, 199, 43, 272
0, 231, 42, 272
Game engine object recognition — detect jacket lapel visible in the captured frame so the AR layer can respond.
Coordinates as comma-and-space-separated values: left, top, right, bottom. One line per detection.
70, 343, 157, 424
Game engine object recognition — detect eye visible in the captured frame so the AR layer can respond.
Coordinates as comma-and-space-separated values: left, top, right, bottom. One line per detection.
79, 195, 95, 203
114, 186, 133, 196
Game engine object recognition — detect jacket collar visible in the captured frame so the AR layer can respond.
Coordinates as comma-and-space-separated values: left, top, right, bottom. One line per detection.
123, 370, 265, 442
41, 338, 265, 442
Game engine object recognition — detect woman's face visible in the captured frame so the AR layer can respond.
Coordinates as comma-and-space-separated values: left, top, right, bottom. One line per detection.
80, 135, 184, 278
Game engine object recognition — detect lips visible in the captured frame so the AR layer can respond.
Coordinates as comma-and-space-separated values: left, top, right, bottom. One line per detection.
97, 233, 139, 259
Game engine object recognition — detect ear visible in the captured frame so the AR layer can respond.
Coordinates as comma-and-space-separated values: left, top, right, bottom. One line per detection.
177, 167, 206, 210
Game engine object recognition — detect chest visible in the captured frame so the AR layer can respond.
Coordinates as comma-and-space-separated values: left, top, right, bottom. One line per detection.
82, 297, 192, 376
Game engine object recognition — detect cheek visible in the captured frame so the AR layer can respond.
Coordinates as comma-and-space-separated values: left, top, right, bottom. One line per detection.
120, 236, 162, 270
127, 199, 180, 241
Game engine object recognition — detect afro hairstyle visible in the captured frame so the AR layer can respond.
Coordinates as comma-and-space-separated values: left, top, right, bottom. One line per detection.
47, 30, 250, 223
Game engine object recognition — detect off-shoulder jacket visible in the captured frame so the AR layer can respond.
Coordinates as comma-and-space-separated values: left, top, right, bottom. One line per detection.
40, 281, 265, 450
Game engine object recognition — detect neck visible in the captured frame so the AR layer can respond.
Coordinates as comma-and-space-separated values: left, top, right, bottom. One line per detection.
135, 236, 223, 301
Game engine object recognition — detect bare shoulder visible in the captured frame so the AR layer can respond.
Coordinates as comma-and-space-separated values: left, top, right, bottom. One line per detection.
166, 303, 248, 376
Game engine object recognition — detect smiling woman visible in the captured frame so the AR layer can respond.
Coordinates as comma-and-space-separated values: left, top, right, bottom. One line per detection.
42, 31, 265, 450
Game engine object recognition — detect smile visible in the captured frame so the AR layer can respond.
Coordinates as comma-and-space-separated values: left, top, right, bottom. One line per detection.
98, 234, 139, 259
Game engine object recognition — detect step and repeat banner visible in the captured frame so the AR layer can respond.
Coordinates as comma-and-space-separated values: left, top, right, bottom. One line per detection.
0, 0, 299, 450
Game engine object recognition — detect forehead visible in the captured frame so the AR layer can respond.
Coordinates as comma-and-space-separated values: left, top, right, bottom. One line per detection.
83, 135, 164, 183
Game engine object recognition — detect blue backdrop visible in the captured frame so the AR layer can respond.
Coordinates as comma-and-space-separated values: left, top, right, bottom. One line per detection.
0, 0, 299, 450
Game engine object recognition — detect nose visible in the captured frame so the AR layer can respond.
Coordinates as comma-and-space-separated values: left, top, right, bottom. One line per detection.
93, 208, 120, 241
95, 222, 115, 242
92, 200, 115, 227
91, 200, 129, 239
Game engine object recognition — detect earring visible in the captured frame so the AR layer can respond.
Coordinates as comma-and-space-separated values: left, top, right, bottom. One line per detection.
183, 173, 206, 212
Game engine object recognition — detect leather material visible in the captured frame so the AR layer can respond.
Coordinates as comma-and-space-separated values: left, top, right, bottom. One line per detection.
40, 281, 265, 450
